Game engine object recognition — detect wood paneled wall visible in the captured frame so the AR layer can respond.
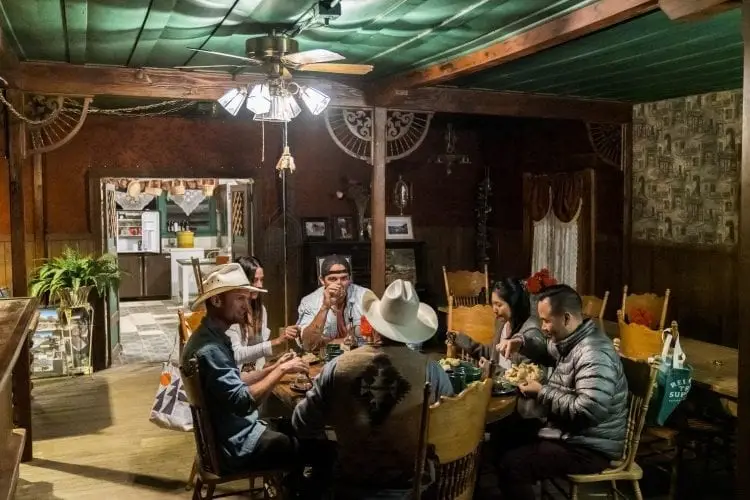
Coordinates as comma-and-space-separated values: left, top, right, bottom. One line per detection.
630, 242, 737, 347
0, 110, 622, 334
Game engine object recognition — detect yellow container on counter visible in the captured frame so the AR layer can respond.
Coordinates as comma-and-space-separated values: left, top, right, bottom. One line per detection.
176, 231, 194, 248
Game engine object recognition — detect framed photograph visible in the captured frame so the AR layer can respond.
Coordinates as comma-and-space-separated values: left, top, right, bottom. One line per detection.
302, 218, 329, 241
332, 215, 355, 240
385, 216, 414, 240
317, 255, 353, 280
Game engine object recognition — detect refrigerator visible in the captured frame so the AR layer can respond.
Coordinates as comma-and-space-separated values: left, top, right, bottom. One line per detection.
116, 210, 161, 253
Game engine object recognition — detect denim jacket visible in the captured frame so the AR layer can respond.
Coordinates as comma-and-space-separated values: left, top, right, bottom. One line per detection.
181, 316, 267, 473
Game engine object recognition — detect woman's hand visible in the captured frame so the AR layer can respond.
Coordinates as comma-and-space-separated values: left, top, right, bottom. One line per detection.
496, 337, 522, 359
272, 351, 295, 369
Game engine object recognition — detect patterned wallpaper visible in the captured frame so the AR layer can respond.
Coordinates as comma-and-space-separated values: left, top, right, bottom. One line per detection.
632, 89, 741, 246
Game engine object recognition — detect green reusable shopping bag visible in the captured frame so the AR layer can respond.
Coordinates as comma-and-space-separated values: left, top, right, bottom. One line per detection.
648, 332, 692, 426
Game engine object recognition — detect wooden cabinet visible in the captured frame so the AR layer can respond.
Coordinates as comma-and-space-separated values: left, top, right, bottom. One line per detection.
0, 298, 38, 497
118, 254, 171, 299
118, 254, 143, 299
158, 193, 217, 237
144, 254, 171, 297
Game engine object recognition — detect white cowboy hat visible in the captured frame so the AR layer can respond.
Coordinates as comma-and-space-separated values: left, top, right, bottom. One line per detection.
361, 279, 438, 345
191, 263, 267, 311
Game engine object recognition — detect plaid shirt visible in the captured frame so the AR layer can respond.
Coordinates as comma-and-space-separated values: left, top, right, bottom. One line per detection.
297, 283, 368, 346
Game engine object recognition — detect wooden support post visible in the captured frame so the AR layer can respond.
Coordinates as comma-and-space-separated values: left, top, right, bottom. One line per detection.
370, 107, 387, 295
738, 2, 750, 496
621, 123, 633, 288
6, 90, 32, 461
7, 90, 27, 297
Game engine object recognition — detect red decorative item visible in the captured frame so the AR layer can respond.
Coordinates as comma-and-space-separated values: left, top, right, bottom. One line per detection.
526, 268, 558, 294
629, 307, 654, 328
360, 316, 373, 336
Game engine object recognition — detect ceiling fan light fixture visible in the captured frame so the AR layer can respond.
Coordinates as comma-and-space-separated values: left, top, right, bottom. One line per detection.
299, 86, 330, 115
218, 87, 246, 116
246, 83, 271, 115
253, 92, 301, 123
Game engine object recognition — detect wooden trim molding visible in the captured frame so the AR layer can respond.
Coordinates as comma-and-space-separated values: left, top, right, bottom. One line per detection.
9, 62, 632, 123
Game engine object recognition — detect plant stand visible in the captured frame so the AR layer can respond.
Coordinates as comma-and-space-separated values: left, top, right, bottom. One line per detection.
58, 304, 94, 376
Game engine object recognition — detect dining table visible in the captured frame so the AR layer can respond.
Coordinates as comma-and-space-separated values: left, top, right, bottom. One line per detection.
598, 319, 738, 401
270, 360, 517, 424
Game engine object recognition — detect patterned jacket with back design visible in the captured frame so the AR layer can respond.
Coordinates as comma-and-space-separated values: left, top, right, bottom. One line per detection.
524, 319, 628, 459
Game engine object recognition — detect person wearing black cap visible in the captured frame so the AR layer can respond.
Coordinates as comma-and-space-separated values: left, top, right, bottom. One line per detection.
297, 254, 368, 351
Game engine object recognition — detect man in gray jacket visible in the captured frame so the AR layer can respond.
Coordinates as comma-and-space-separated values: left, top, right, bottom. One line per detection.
497, 284, 627, 500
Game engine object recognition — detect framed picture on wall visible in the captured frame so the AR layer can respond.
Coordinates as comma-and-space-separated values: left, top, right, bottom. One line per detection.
317, 255, 353, 280
385, 216, 414, 240
302, 218, 329, 241
332, 215, 355, 240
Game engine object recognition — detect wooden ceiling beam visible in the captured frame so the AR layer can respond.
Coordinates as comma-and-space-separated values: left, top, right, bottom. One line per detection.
8, 61, 632, 123
372, 0, 658, 99
659, 0, 740, 21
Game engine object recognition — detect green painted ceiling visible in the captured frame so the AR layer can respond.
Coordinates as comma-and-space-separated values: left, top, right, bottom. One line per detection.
453, 9, 742, 103
0, 0, 600, 76
0, 1, 743, 103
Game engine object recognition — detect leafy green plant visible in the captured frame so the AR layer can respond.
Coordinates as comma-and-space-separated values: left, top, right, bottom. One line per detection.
28, 248, 121, 303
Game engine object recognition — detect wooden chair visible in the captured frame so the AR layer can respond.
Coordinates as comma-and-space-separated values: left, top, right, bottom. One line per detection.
181, 358, 285, 500
447, 297, 495, 346
443, 264, 490, 307
617, 310, 675, 361
191, 257, 205, 295
427, 378, 493, 500
621, 285, 670, 330
552, 357, 658, 500
178, 308, 206, 490
581, 291, 610, 320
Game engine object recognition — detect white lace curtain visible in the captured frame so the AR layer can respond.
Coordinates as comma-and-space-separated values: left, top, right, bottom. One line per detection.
531, 199, 582, 290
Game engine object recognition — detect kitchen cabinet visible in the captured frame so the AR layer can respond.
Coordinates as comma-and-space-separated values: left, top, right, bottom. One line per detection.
119, 254, 143, 299
158, 193, 217, 237
144, 254, 171, 297
118, 253, 171, 299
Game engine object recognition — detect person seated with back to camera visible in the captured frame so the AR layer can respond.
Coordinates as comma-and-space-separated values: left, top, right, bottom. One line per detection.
292, 279, 454, 498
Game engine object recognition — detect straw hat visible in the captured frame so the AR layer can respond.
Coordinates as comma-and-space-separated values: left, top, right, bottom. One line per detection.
361, 279, 438, 345
191, 263, 267, 311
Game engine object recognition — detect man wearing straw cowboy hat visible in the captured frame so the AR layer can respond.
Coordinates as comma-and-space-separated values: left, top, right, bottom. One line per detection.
292, 279, 454, 496
181, 263, 319, 481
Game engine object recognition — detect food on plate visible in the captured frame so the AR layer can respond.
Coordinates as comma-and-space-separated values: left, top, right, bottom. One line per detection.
438, 357, 462, 371
504, 362, 543, 385
301, 352, 320, 364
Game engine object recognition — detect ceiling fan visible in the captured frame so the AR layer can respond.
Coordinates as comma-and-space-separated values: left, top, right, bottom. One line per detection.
175, 31, 372, 121
175, 31, 373, 78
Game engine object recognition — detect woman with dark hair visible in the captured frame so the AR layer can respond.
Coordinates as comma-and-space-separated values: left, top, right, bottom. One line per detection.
453, 277, 546, 364
225, 256, 298, 370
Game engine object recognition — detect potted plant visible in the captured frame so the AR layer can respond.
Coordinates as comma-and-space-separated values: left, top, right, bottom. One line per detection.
29, 248, 121, 308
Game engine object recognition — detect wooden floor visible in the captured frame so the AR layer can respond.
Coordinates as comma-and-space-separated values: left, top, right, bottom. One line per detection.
17, 364, 251, 500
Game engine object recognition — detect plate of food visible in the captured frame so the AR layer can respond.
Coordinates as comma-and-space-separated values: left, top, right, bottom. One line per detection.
492, 377, 518, 396
290, 373, 313, 393
301, 352, 321, 365
503, 362, 544, 386
438, 357, 461, 371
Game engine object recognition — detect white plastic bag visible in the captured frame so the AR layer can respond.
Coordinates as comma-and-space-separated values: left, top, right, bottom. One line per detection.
149, 361, 193, 432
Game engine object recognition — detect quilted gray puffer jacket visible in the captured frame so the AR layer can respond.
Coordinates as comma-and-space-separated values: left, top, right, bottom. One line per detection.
524, 319, 628, 459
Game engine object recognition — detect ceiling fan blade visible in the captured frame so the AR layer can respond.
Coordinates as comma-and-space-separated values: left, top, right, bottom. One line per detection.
296, 63, 374, 75
174, 65, 247, 69
283, 49, 345, 66
186, 47, 263, 65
